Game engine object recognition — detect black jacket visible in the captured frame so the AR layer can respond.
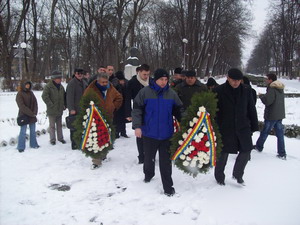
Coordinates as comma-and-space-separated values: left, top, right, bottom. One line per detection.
124, 75, 147, 118
213, 81, 259, 153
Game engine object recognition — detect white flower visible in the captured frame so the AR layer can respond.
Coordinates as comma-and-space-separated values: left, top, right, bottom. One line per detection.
90, 101, 95, 105
197, 111, 201, 117
187, 128, 192, 134
199, 106, 206, 112
179, 154, 186, 160
189, 121, 194, 127
214, 135, 217, 141
105, 143, 109, 147
82, 122, 86, 127
198, 163, 203, 168
195, 137, 201, 143
183, 161, 190, 167
83, 115, 88, 120
183, 150, 189, 155
92, 122, 96, 127
182, 133, 188, 139
178, 140, 183, 145
193, 117, 198, 123
189, 145, 195, 151
192, 156, 198, 161
198, 132, 204, 139
92, 132, 97, 137
86, 108, 90, 113
190, 162, 196, 167
88, 147, 93, 151
202, 127, 207, 133
205, 141, 210, 147
186, 156, 191, 161
92, 127, 97, 131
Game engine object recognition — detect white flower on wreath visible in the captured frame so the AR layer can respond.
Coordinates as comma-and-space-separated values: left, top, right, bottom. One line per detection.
178, 140, 183, 145
205, 141, 210, 147
86, 108, 90, 113
90, 101, 95, 105
189, 121, 194, 127
199, 106, 206, 112
182, 133, 188, 139
180, 154, 186, 160
183, 161, 190, 166
202, 127, 207, 133
193, 117, 198, 123
83, 115, 88, 120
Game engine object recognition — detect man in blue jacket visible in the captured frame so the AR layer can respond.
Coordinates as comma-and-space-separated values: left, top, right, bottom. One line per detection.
132, 69, 183, 196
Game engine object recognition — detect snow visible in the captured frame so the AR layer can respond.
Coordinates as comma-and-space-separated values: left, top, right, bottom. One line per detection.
1, 78, 300, 225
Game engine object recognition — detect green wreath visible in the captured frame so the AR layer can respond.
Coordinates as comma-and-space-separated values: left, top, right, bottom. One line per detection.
73, 92, 115, 159
170, 91, 222, 177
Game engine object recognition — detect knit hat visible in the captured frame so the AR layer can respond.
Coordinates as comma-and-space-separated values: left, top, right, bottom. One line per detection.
184, 70, 196, 77
228, 68, 243, 80
115, 71, 125, 80
51, 70, 62, 79
174, 67, 182, 74
154, 69, 169, 81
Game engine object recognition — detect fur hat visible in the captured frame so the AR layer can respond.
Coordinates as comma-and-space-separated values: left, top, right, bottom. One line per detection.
154, 69, 169, 81
228, 68, 243, 80
184, 70, 196, 77
51, 70, 62, 79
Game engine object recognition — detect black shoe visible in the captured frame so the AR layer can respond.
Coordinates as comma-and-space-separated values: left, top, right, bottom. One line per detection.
276, 154, 286, 160
144, 177, 152, 183
253, 145, 262, 152
216, 180, 225, 186
138, 159, 144, 164
91, 164, 100, 170
59, 140, 66, 144
18, 149, 24, 153
164, 188, 175, 197
233, 176, 245, 184
50, 141, 56, 145
121, 133, 129, 138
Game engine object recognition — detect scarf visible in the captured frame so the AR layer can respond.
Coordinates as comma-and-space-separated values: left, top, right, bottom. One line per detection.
137, 74, 149, 87
96, 82, 110, 99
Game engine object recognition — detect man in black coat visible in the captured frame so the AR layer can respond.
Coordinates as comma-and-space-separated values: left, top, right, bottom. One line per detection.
213, 68, 258, 185
125, 64, 151, 164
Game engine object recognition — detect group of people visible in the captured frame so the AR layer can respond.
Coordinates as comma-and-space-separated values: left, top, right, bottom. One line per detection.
15, 65, 286, 196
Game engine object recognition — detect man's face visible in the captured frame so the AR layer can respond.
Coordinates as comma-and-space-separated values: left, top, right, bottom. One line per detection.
106, 66, 114, 76
139, 70, 150, 81
98, 67, 106, 73
185, 76, 197, 86
53, 78, 62, 84
97, 77, 109, 86
155, 77, 168, 88
227, 76, 242, 89
265, 77, 272, 85
173, 73, 181, 81
75, 72, 83, 80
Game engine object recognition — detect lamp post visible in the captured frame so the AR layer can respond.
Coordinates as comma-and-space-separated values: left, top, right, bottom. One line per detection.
13, 42, 27, 80
182, 38, 188, 70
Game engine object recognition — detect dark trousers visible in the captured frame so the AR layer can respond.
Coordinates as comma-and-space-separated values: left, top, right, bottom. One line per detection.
116, 122, 126, 135
143, 136, 174, 193
214, 151, 250, 182
70, 130, 77, 149
136, 137, 144, 162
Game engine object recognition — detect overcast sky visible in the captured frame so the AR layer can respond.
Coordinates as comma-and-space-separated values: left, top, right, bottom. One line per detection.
242, 0, 270, 66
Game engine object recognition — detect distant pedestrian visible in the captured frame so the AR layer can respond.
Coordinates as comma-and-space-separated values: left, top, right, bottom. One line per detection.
42, 71, 66, 145
132, 68, 183, 196
255, 73, 286, 159
206, 77, 219, 90
213, 68, 258, 185
16, 81, 39, 152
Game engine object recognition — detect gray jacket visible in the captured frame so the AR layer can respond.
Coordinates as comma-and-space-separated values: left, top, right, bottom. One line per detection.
260, 80, 285, 120
66, 78, 87, 114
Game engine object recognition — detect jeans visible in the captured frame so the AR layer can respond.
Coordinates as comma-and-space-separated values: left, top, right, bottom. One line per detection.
17, 123, 39, 150
256, 119, 286, 156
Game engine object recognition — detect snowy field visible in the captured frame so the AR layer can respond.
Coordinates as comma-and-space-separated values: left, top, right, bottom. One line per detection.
0, 77, 300, 225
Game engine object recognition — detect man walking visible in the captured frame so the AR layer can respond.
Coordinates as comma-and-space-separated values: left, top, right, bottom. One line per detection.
255, 73, 286, 159
213, 68, 258, 185
125, 64, 151, 164
132, 69, 183, 196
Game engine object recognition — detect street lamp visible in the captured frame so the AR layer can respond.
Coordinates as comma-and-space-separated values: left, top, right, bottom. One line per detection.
182, 38, 188, 70
13, 42, 27, 80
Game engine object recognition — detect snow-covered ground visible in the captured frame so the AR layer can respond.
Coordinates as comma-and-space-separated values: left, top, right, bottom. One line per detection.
0, 77, 300, 225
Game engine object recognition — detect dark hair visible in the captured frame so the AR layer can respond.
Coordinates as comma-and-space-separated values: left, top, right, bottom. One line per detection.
74, 68, 84, 74
174, 67, 182, 74
115, 71, 125, 80
266, 73, 277, 82
139, 64, 150, 72
242, 76, 250, 85
136, 66, 141, 72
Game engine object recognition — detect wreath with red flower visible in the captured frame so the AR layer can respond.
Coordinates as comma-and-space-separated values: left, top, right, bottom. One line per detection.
73, 92, 115, 159
170, 91, 222, 177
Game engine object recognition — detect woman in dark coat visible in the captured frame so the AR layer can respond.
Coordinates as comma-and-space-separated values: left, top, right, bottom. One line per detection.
16, 81, 39, 152
213, 69, 258, 185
